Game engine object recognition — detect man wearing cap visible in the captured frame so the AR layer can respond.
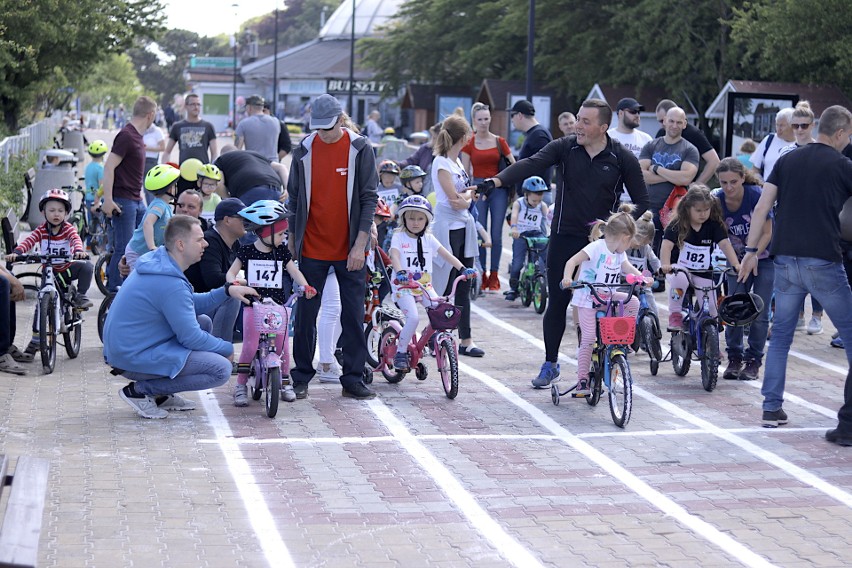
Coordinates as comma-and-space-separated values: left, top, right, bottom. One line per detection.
511, 100, 554, 201
288, 93, 379, 400
608, 98, 652, 158
186, 198, 247, 342
235, 95, 281, 162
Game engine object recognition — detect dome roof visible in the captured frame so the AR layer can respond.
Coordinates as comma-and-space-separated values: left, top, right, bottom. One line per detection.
318, 0, 402, 39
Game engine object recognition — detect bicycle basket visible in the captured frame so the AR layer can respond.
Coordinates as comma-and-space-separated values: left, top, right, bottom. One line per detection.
252, 301, 289, 333
598, 316, 636, 345
427, 301, 462, 330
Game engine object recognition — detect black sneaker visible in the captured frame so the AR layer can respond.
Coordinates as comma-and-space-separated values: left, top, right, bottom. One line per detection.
825, 428, 852, 446
722, 358, 742, 380
341, 381, 376, 399
739, 359, 761, 381
762, 408, 788, 428
293, 382, 309, 399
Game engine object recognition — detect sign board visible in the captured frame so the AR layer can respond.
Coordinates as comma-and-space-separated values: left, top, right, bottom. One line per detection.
327, 80, 390, 95
724, 92, 797, 158
190, 57, 236, 69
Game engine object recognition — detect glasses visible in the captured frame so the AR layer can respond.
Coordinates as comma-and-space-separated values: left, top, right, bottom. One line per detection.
791, 122, 812, 130
623, 109, 640, 115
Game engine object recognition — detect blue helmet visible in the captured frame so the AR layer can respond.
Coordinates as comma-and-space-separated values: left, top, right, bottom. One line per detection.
522, 176, 549, 193
237, 200, 290, 232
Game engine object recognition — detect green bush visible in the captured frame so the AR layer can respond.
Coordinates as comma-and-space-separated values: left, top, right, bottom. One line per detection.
0, 152, 38, 216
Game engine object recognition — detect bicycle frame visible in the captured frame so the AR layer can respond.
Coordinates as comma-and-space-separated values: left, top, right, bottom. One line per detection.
673, 267, 726, 357
251, 293, 300, 387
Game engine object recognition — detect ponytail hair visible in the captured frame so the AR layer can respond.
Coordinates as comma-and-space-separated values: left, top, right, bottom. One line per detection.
634, 210, 655, 242
589, 203, 636, 242
433, 115, 472, 157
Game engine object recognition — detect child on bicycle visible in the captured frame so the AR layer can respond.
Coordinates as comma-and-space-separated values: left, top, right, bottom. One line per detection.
505, 176, 550, 301
389, 195, 475, 371
225, 200, 316, 407
659, 184, 741, 331
84, 140, 109, 245
560, 205, 652, 395
195, 163, 223, 228
7, 189, 94, 355
124, 164, 179, 270
625, 210, 661, 314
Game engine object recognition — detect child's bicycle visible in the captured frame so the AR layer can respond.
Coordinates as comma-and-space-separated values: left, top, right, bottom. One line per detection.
64, 184, 92, 247
94, 211, 118, 295
363, 264, 404, 369
245, 289, 303, 418
663, 266, 728, 392
367, 274, 469, 399
517, 234, 549, 314
12, 253, 86, 374
551, 276, 643, 428
632, 279, 663, 376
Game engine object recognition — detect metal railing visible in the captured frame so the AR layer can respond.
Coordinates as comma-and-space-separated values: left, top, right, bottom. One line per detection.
0, 117, 61, 173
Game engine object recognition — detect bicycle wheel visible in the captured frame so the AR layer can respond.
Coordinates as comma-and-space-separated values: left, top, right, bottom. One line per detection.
701, 322, 720, 392
640, 315, 663, 375
266, 367, 280, 418
364, 322, 382, 368
532, 274, 547, 314
379, 327, 405, 383
39, 292, 57, 373
97, 293, 113, 343
587, 367, 602, 407
63, 303, 81, 358
608, 353, 633, 428
251, 359, 263, 400
437, 335, 459, 399
520, 277, 533, 307
671, 331, 691, 376
70, 213, 86, 242
469, 270, 481, 302
95, 253, 111, 295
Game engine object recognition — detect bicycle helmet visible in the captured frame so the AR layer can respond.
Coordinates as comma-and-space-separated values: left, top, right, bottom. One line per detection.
144, 164, 181, 193
238, 199, 290, 233
196, 163, 222, 182
522, 176, 550, 193
719, 293, 765, 327
179, 158, 204, 182
379, 160, 400, 175
399, 165, 427, 182
375, 197, 392, 219
39, 188, 72, 213
87, 140, 109, 156
396, 195, 433, 223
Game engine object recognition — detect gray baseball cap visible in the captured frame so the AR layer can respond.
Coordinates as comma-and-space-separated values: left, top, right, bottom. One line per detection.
309, 94, 342, 130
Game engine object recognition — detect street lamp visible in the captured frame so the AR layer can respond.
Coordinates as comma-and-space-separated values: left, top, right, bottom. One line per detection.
272, 1, 279, 117
232, 3, 239, 131
348, 0, 355, 117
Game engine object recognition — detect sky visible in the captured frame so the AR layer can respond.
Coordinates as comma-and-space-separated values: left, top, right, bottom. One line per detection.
163, 0, 278, 37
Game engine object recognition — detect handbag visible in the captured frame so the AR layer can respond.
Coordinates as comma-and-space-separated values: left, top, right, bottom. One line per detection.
497, 137, 511, 172
659, 185, 687, 228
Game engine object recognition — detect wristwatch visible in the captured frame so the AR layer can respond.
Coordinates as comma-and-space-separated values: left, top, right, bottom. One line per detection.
652, 164, 660, 175
224, 281, 233, 297
744, 246, 758, 254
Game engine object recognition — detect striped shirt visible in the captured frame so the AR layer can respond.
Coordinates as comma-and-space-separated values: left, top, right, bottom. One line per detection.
15, 222, 84, 271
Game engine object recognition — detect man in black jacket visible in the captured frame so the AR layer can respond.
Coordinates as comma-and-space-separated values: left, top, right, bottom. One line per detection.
186, 198, 246, 341
484, 98, 649, 389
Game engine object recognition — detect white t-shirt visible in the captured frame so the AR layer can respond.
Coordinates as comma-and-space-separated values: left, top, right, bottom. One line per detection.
431, 155, 470, 230
143, 125, 165, 160
607, 128, 653, 158
390, 231, 442, 294
516, 198, 547, 234
750, 133, 791, 181
570, 239, 627, 309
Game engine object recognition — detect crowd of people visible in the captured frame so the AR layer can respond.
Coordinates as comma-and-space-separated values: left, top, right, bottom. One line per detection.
5, 91, 850, 447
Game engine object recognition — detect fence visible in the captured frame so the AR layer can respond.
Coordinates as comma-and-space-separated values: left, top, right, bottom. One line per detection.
0, 117, 61, 173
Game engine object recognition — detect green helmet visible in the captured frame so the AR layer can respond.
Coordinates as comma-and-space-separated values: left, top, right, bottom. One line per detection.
87, 140, 108, 156
196, 163, 222, 182
145, 164, 181, 193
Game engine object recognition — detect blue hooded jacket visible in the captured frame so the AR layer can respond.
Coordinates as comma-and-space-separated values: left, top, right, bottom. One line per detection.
103, 246, 233, 378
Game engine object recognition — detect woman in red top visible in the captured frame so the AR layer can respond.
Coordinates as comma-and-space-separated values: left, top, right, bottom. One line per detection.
461, 102, 514, 291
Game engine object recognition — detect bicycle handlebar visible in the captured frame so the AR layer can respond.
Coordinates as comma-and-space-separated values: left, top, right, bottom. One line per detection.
560, 280, 641, 311
11, 252, 83, 264
394, 274, 469, 301
668, 266, 733, 291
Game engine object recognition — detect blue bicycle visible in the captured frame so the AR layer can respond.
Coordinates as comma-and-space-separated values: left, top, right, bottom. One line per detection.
632, 282, 663, 375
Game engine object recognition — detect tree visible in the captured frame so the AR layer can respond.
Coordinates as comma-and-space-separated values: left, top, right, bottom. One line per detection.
0, 0, 163, 130
77, 54, 149, 113
243, 0, 342, 54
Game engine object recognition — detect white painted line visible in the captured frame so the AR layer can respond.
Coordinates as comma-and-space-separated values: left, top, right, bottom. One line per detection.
788, 348, 847, 376
577, 426, 828, 438
470, 302, 852, 510
199, 391, 295, 568
198, 434, 559, 445
367, 399, 546, 568
457, 360, 777, 568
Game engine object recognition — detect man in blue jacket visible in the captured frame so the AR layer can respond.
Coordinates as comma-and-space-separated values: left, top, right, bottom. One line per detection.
104, 215, 258, 419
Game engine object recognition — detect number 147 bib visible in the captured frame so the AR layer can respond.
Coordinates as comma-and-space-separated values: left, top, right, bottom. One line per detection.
247, 259, 284, 289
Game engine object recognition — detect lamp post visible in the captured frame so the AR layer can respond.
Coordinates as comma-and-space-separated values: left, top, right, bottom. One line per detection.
525, 0, 535, 101
272, 2, 279, 117
231, 3, 239, 130
348, 0, 355, 117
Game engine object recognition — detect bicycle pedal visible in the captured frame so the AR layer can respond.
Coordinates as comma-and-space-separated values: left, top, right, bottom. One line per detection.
571, 392, 589, 398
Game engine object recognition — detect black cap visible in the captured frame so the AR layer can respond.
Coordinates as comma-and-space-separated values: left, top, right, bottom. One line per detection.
616, 97, 644, 112
214, 197, 246, 221
509, 100, 535, 116
245, 95, 265, 107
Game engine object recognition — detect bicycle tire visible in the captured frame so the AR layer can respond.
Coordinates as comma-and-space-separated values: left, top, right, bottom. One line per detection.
520, 278, 533, 307
437, 335, 459, 399
701, 322, 720, 392
39, 292, 57, 373
364, 322, 382, 368
587, 367, 602, 407
97, 293, 113, 343
671, 331, 691, 376
533, 274, 547, 314
608, 353, 633, 428
380, 327, 405, 383
266, 367, 280, 418
70, 213, 87, 242
95, 253, 111, 295
469, 270, 481, 303
63, 303, 81, 358
640, 315, 663, 361
251, 360, 263, 401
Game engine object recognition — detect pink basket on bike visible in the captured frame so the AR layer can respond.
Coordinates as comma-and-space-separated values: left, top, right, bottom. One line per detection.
598, 316, 635, 345
427, 302, 462, 331
252, 301, 289, 333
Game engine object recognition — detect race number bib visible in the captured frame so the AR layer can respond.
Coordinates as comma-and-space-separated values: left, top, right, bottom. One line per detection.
678, 242, 711, 270
400, 247, 432, 275
247, 259, 284, 289
516, 209, 542, 233
43, 238, 72, 264
627, 255, 647, 272
378, 187, 400, 205
201, 210, 215, 227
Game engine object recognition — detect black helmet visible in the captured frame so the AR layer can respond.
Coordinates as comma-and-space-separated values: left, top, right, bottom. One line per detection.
719, 293, 765, 327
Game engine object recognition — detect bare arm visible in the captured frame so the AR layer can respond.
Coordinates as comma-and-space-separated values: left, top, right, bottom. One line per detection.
717, 238, 741, 271
460, 152, 472, 178
659, 240, 674, 272
437, 245, 466, 271
437, 169, 471, 210
142, 214, 158, 251
658, 162, 698, 186
561, 250, 590, 287
208, 138, 219, 161
695, 149, 721, 185
101, 153, 123, 216
225, 258, 243, 285
162, 138, 176, 163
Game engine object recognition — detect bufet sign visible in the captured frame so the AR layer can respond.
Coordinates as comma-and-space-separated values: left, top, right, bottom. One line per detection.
327, 80, 390, 95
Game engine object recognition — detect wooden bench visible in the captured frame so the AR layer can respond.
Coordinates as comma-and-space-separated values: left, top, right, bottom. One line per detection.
0, 455, 49, 568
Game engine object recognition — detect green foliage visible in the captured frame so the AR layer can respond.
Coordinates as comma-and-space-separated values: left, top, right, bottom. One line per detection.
77, 54, 149, 112
244, 0, 342, 51
0, 151, 37, 216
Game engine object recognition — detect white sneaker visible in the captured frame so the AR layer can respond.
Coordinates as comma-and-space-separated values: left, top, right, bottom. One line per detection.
120, 386, 168, 419
316, 361, 342, 383
807, 316, 824, 335
795, 317, 806, 331
233, 384, 249, 407
281, 379, 296, 402
157, 393, 196, 411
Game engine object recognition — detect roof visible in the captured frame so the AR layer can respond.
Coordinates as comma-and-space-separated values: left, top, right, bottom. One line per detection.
241, 39, 371, 81
401, 84, 477, 110
588, 83, 697, 116
705, 80, 852, 118
319, 0, 403, 39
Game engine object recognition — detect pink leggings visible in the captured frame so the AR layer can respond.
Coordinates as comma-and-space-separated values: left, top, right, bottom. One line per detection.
237, 306, 286, 386
575, 293, 638, 381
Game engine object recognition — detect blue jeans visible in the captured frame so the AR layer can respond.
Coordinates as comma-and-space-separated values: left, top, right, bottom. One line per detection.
121, 315, 231, 396
762, 256, 852, 412
108, 198, 145, 292
725, 257, 774, 363
203, 296, 241, 342
474, 185, 509, 272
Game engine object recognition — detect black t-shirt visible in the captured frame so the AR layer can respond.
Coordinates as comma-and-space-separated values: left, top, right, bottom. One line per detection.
768, 143, 852, 261
655, 123, 714, 156
236, 242, 293, 305
169, 119, 216, 163
214, 150, 282, 200
519, 124, 554, 188
185, 228, 238, 292
663, 220, 727, 278
277, 120, 292, 155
